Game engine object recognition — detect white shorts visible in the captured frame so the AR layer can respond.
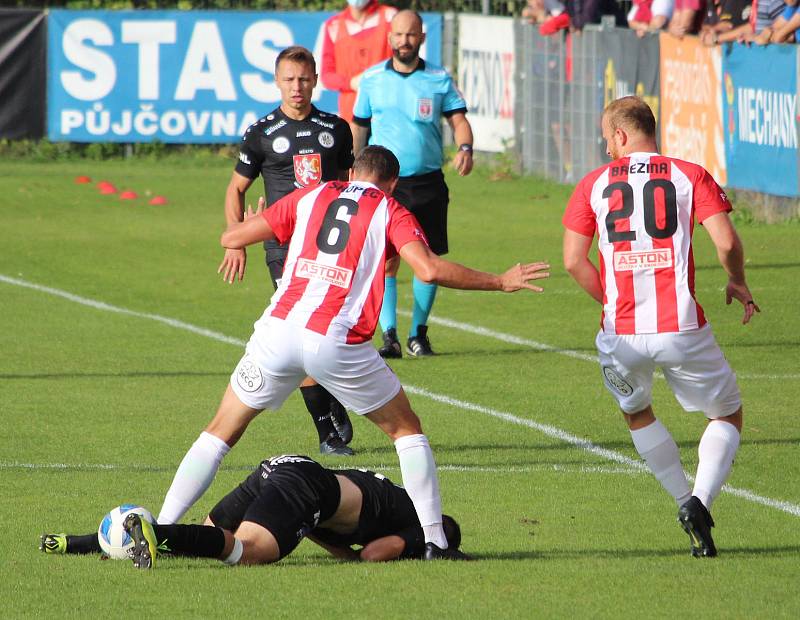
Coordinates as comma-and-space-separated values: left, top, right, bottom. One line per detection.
230, 316, 401, 415
595, 324, 741, 418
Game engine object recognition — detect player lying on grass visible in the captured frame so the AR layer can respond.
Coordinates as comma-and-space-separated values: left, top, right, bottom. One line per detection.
157, 145, 549, 561
40, 454, 462, 568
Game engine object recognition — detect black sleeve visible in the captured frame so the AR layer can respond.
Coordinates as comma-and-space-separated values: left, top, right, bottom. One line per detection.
396, 525, 425, 559
352, 115, 371, 128
443, 107, 467, 118
234, 127, 264, 179
337, 121, 355, 170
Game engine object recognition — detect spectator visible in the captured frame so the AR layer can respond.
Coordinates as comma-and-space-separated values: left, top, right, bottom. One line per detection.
566, 0, 625, 33
628, 0, 675, 36
753, 0, 799, 43
523, 0, 568, 24
320, 1, 397, 130
668, 0, 706, 37
699, 0, 751, 44
701, 0, 785, 44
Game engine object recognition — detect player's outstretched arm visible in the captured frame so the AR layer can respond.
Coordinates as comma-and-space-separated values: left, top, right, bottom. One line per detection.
563, 229, 603, 303
702, 212, 760, 324
399, 240, 549, 292
358, 535, 408, 562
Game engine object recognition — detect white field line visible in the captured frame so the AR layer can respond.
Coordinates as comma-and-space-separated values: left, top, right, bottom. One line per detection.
0, 461, 641, 476
397, 309, 800, 381
3, 274, 800, 517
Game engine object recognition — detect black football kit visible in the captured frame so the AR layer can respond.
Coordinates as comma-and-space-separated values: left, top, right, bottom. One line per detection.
234, 105, 354, 287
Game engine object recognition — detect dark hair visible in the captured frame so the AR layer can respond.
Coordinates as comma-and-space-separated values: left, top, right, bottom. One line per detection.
603, 96, 656, 138
275, 46, 316, 74
353, 145, 400, 183
442, 514, 462, 550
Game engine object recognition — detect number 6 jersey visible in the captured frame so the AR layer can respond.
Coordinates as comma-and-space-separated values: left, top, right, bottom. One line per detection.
563, 153, 732, 335
259, 180, 428, 344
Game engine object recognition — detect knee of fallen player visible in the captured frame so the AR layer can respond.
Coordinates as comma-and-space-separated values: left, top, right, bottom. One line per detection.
234, 522, 282, 565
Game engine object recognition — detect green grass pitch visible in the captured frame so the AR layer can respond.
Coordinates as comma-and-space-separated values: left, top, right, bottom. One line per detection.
1, 157, 799, 618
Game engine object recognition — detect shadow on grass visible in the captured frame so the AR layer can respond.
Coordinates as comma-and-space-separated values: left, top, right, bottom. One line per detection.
476, 544, 800, 561
0, 371, 229, 380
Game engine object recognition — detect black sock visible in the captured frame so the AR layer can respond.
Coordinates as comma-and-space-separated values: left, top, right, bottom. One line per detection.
66, 533, 102, 554
300, 384, 338, 443
152, 524, 226, 559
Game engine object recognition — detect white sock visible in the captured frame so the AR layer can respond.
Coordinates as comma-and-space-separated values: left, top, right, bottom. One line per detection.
630, 419, 691, 506
157, 432, 231, 524
693, 420, 740, 511
223, 538, 244, 566
394, 434, 447, 548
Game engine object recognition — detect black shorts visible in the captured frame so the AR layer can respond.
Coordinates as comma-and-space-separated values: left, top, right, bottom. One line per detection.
263, 240, 288, 290
393, 169, 450, 256
207, 455, 341, 559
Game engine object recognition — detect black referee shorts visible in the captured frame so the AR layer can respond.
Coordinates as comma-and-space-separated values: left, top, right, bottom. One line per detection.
207, 457, 341, 559
393, 169, 450, 256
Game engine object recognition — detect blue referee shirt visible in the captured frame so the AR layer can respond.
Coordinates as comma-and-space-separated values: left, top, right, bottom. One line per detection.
353, 59, 467, 177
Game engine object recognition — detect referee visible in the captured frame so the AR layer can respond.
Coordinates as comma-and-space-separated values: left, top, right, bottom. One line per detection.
217, 46, 355, 456
352, 10, 474, 358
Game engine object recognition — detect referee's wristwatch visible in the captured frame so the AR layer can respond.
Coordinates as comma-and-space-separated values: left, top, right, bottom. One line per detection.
458, 143, 473, 153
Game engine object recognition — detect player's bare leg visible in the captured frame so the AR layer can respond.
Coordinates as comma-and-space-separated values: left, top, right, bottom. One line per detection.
366, 389, 470, 560
233, 521, 282, 565
157, 386, 262, 524
378, 256, 403, 358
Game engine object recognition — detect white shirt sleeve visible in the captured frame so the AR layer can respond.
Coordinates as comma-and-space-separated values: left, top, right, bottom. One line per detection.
652, 0, 675, 18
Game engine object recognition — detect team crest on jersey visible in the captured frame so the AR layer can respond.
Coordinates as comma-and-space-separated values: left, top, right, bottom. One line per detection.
236, 356, 263, 393
602, 367, 634, 396
318, 131, 335, 148
293, 153, 322, 187
273, 136, 290, 154
417, 98, 433, 120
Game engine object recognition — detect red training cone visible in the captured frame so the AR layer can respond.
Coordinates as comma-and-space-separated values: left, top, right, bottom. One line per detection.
149, 196, 168, 205
99, 184, 118, 195
75, 176, 92, 184
119, 190, 138, 200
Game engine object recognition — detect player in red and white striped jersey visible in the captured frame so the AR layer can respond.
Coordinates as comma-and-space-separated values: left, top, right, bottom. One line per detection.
563, 97, 759, 558
158, 146, 550, 560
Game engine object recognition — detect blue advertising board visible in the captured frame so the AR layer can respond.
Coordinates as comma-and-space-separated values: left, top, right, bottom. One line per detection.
48, 10, 442, 143
721, 43, 799, 197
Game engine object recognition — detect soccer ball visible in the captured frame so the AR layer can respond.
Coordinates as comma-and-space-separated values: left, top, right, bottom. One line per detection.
97, 504, 154, 560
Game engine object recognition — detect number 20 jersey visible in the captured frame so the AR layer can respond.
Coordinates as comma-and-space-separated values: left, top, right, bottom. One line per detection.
563, 153, 732, 335
259, 180, 428, 344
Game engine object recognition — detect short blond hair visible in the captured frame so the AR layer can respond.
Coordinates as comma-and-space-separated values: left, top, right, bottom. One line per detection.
603, 96, 656, 138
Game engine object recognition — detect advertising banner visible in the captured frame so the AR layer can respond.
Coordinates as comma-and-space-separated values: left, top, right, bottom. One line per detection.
722, 44, 798, 197
48, 10, 441, 143
458, 15, 514, 152
659, 34, 726, 184
598, 28, 659, 127
0, 10, 46, 139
